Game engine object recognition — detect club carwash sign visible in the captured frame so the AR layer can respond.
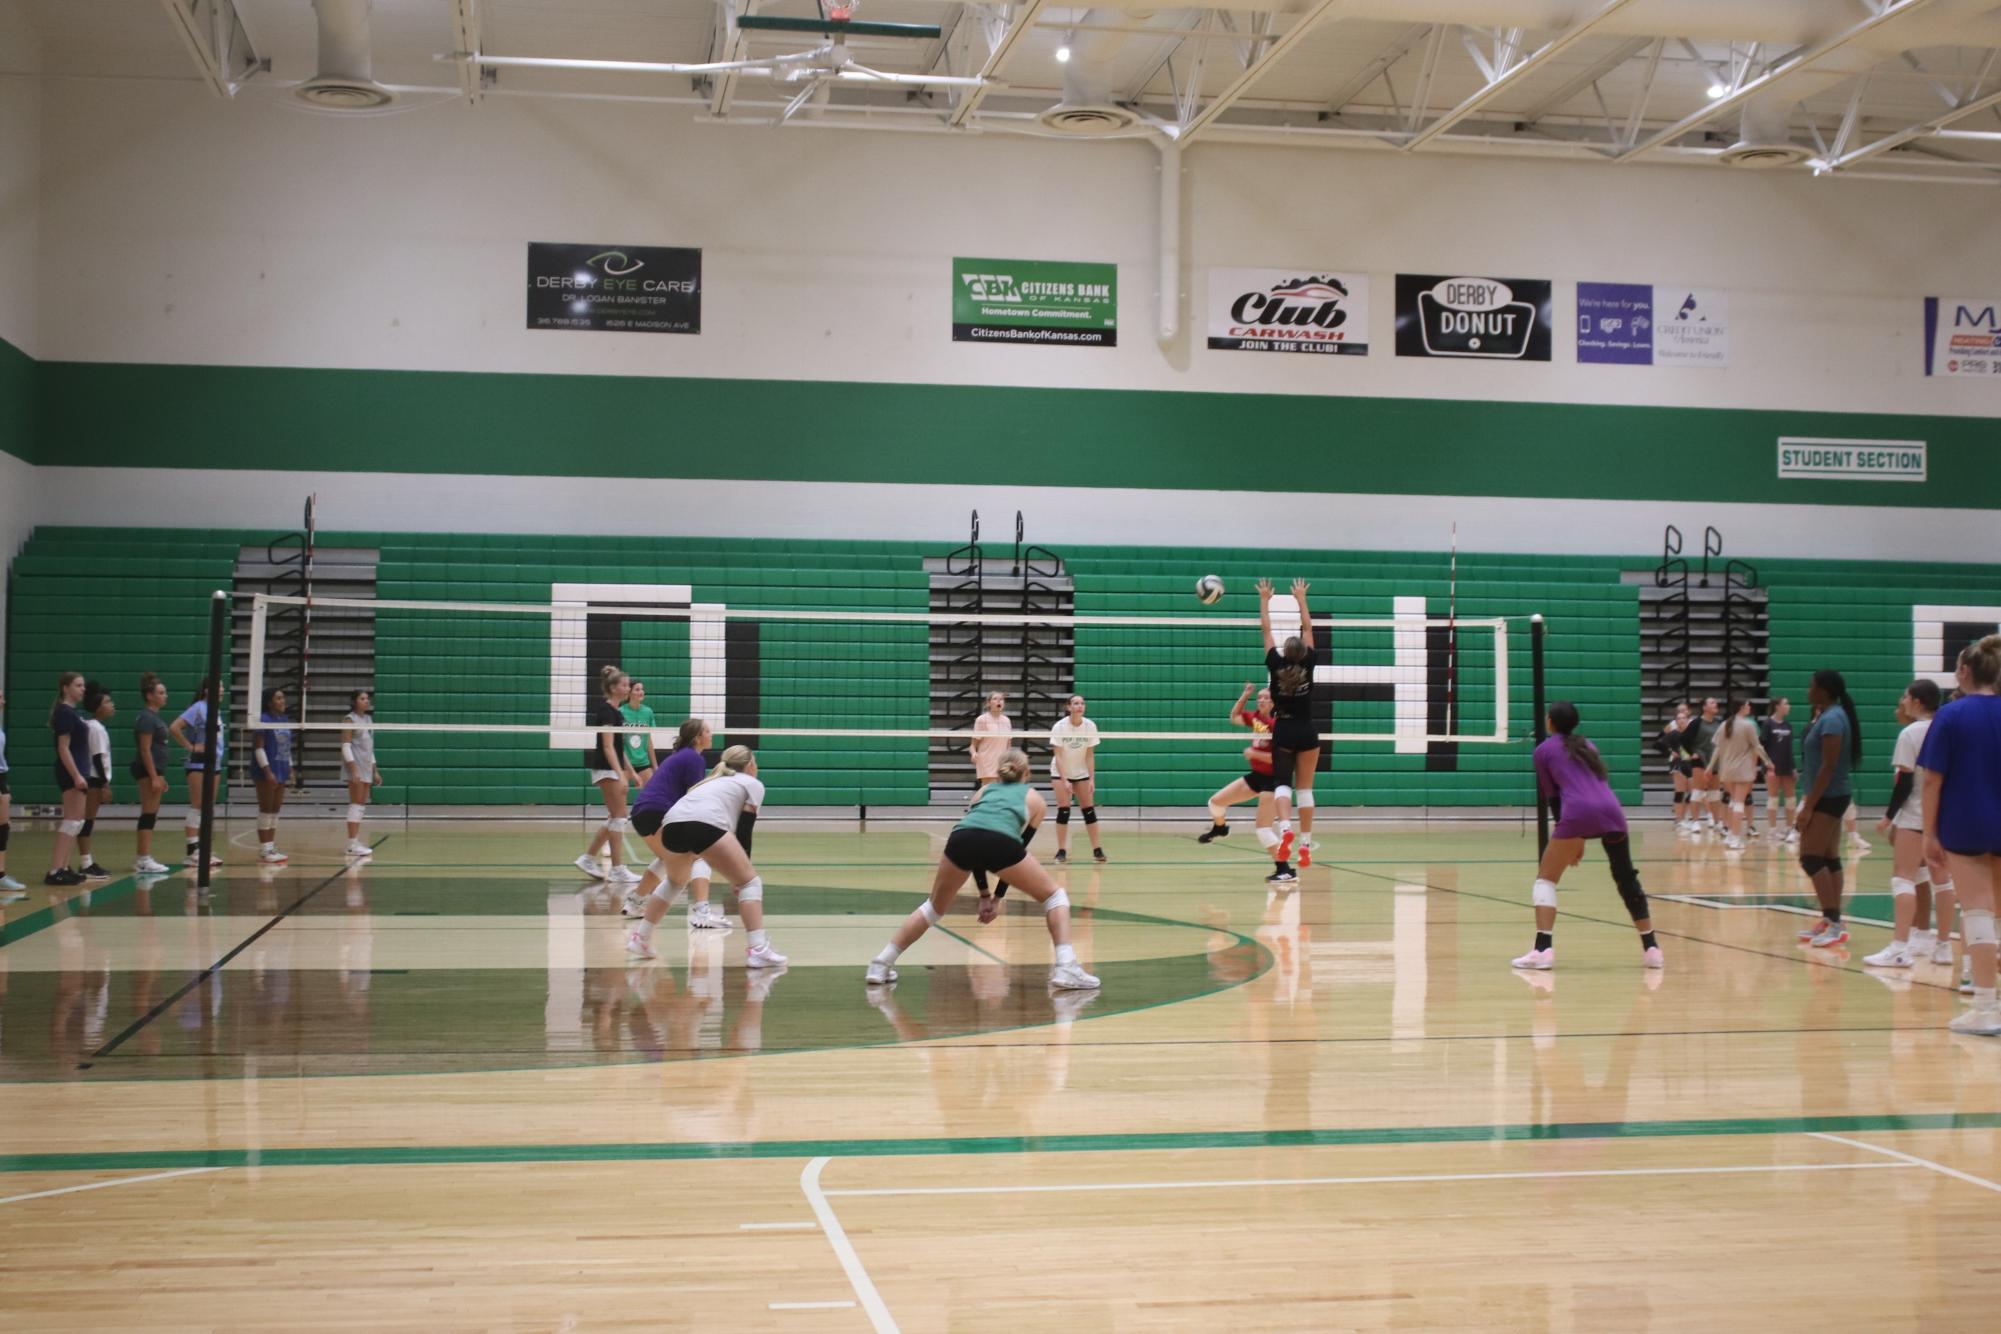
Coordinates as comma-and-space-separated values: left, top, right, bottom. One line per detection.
1777, 437, 1927, 483
1924, 297, 2001, 377
1207, 269, 1370, 355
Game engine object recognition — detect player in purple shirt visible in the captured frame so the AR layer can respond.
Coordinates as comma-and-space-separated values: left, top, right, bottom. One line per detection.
625, 718, 728, 927
1514, 701, 1663, 973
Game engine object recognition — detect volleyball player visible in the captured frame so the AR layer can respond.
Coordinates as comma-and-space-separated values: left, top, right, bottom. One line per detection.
168, 677, 224, 870
864, 747, 1100, 991
1709, 699, 1764, 852
575, 665, 642, 884
340, 689, 380, 860
77, 681, 114, 879
0, 686, 21, 898
1917, 635, 2001, 1034
1687, 697, 1723, 832
1512, 701, 1663, 971
1864, 680, 1956, 968
1792, 671, 1862, 949
130, 673, 173, 874
1760, 697, 1798, 842
1657, 703, 1695, 831
1198, 684, 1272, 837
970, 691, 1011, 789
46, 671, 90, 887
625, 718, 729, 928
249, 687, 294, 865
1259, 578, 1322, 866
623, 745, 786, 969
1048, 694, 1105, 863
621, 678, 658, 789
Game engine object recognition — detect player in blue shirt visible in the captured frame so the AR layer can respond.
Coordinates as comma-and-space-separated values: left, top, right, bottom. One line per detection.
1918, 634, 2001, 1035
1793, 670, 1862, 949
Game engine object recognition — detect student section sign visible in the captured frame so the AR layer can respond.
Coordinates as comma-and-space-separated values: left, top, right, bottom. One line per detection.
953, 258, 1117, 347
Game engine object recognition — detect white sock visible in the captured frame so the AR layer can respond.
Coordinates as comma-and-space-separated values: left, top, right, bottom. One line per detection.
1054, 943, 1077, 966
874, 943, 901, 966
1977, 987, 1997, 1009
1279, 820, 1292, 835
748, 929, 770, 949
635, 917, 656, 941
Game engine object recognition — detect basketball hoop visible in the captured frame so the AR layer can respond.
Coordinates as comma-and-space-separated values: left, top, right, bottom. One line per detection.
826, 0, 856, 20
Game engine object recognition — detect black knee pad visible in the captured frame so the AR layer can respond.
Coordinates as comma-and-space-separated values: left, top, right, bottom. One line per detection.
79, 819, 95, 839
0, 822, 8, 851
1081, 806, 1098, 825
1603, 837, 1650, 921
1799, 854, 1831, 877
137, 812, 158, 831
1056, 807, 1071, 826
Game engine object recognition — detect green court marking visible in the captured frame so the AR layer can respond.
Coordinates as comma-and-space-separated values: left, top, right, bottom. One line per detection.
0, 872, 147, 946
6, 1110, 1998, 1175
935, 922, 1006, 965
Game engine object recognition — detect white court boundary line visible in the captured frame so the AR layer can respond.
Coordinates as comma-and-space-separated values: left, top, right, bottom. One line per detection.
801, 1156, 899, 1333
818, 1160, 1914, 1199
0, 1166, 222, 1207
1809, 1132, 2001, 1195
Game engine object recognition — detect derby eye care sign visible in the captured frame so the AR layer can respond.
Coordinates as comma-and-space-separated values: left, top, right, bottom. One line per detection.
1207, 269, 1371, 355
953, 258, 1117, 347
527, 243, 702, 333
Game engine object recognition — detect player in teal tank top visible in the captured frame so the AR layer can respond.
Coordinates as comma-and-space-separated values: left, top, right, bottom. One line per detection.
863, 748, 1101, 992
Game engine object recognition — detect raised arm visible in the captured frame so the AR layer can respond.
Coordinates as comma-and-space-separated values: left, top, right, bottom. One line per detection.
1257, 579, 1276, 652
1292, 580, 1314, 650
1229, 682, 1254, 724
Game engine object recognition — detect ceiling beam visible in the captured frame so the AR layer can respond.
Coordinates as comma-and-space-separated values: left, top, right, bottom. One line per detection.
1321, 22, 1432, 116
1174, 0, 1346, 145
1517, 34, 1650, 124
709, 0, 764, 117
158, 0, 263, 98
948, 0, 1053, 128
1618, 0, 1939, 162
450, 0, 483, 105
1404, 0, 1641, 151
1825, 54, 2001, 169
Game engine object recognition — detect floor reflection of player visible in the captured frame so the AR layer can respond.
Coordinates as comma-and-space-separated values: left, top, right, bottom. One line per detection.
338, 864, 374, 1015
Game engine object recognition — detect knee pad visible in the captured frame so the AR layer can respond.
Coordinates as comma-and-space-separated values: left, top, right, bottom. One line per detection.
0, 824, 8, 851
79, 819, 95, 839
735, 875, 763, 904
606, 817, 631, 834
1256, 827, 1280, 849
1963, 909, 1997, 948
1799, 854, 1833, 877
1914, 865, 1931, 886
918, 900, 942, 925
1531, 879, 1558, 908
1935, 879, 1956, 895
1274, 785, 1293, 804
347, 803, 366, 823
647, 858, 665, 878
1890, 876, 1917, 899
1056, 806, 1071, 826
1614, 872, 1651, 923
1043, 887, 1070, 914
1081, 806, 1098, 825
137, 812, 158, 831
59, 819, 84, 836
1296, 790, 1315, 810
1729, 802, 1746, 814
691, 857, 713, 882
648, 886, 675, 908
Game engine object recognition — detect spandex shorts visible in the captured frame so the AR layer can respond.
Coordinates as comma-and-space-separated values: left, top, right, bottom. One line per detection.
1812, 794, 1853, 818
1245, 769, 1278, 795
1944, 846, 2001, 860
631, 807, 666, 839
1668, 758, 1695, 777
0, 772, 9, 797
588, 768, 624, 786
661, 820, 725, 856
944, 827, 1027, 875
87, 776, 107, 792
55, 768, 84, 793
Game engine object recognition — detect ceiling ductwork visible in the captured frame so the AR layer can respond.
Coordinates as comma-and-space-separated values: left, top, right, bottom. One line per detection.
1719, 95, 1812, 167
295, 0, 395, 110
1036, 9, 1151, 136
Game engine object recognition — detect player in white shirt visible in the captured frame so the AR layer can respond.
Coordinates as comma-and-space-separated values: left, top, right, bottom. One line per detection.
1048, 694, 1106, 864
78, 681, 115, 880
624, 745, 787, 970
969, 691, 1011, 789
1863, 679, 1957, 968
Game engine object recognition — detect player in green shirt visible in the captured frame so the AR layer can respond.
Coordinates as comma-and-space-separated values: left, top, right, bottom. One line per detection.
621, 681, 659, 786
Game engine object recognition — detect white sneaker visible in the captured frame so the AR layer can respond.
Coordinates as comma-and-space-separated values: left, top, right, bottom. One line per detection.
1909, 929, 1936, 956
620, 889, 648, 918
183, 852, 223, 868
0, 873, 25, 892
1785, 830, 1799, 844
1642, 946, 1665, 970
259, 847, 289, 865
606, 863, 641, 884
1724, 836, 1745, 851
1511, 947, 1555, 971
1932, 938, 1956, 967
1946, 1006, 2001, 1036
347, 841, 374, 860
623, 928, 657, 960
573, 854, 607, 879
1808, 925, 1850, 948
689, 902, 732, 931
132, 858, 171, 875
746, 941, 788, 969
1851, 835, 1871, 852
1049, 961, 1102, 990
865, 961, 898, 985
1863, 942, 1914, 968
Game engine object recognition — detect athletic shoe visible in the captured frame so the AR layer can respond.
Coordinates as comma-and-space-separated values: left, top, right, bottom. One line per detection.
347, 841, 374, 860
1053, 849, 1068, 864
1276, 831, 1295, 863
1932, 938, 1956, 967
573, 854, 606, 879
746, 941, 788, 969
1785, 830, 1799, 844
1298, 843, 1313, 869
1863, 942, 1914, 968
1049, 961, 1102, 990
1797, 918, 1830, 941
1946, 1006, 2001, 1037
79, 863, 112, 881
1197, 824, 1228, 844
1511, 947, 1555, 971
258, 848, 288, 865
865, 961, 899, 986
689, 902, 732, 931
1723, 837, 1744, 852
0, 873, 24, 892
623, 928, 657, 960
607, 863, 641, 884
619, 889, 647, 917
1093, 847, 1108, 863
1850, 835, 1871, 852
132, 857, 171, 874
1265, 866, 1297, 884
1808, 925, 1850, 948
43, 869, 83, 887
1642, 946, 1666, 970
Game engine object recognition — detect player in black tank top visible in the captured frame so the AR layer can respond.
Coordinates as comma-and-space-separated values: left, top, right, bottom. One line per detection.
1259, 578, 1323, 875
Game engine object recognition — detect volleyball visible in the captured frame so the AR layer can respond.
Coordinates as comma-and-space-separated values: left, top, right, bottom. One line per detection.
1195, 574, 1225, 605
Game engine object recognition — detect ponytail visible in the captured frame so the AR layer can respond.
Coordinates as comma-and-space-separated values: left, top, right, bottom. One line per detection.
598, 664, 627, 698
711, 743, 754, 778
672, 717, 706, 751
1546, 699, 1609, 781
1813, 669, 1863, 763
49, 670, 82, 725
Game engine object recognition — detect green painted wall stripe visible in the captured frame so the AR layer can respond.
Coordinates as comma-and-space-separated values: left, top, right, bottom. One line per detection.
5, 1110, 1996, 1175
30, 358, 2001, 509
0, 333, 32, 464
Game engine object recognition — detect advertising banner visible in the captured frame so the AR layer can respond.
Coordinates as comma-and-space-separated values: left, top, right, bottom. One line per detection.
953, 258, 1117, 346
1207, 269, 1370, 355
527, 243, 701, 334
1925, 297, 2001, 377
1578, 283, 1728, 367
1395, 274, 1551, 360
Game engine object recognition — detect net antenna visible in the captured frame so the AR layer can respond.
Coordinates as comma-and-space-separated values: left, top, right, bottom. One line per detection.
1446, 521, 1457, 740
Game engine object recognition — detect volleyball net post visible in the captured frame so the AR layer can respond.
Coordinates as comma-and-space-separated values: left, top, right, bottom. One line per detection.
1531, 612, 1548, 856
198, 590, 227, 890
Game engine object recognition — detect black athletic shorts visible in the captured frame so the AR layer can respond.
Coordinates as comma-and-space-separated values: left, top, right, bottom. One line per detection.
630, 807, 666, 839
1812, 794, 1852, 817
1669, 758, 1695, 778
944, 827, 1027, 874
1944, 846, 2001, 859
661, 820, 724, 855
55, 768, 84, 793
1272, 718, 1320, 754
87, 776, 107, 792
0, 772, 9, 797
1245, 769, 1278, 795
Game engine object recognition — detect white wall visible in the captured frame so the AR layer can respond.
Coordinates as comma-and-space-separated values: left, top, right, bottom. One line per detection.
31, 77, 2001, 420
0, 0, 43, 672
